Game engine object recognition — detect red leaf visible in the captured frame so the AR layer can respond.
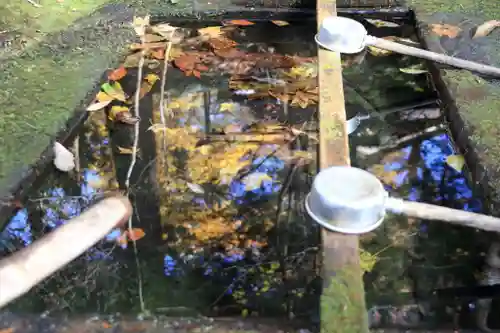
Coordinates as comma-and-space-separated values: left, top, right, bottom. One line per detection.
193, 70, 202, 79
108, 66, 127, 81
222, 19, 254, 26
127, 228, 146, 241
196, 64, 209, 71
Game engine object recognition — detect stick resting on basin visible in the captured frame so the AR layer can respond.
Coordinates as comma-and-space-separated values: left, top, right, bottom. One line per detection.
0, 195, 132, 308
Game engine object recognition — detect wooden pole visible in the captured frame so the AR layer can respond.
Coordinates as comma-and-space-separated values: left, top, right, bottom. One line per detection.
0, 195, 132, 308
316, 1, 370, 332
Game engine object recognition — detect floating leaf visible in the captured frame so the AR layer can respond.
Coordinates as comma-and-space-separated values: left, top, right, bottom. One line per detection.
144, 33, 166, 43
242, 172, 273, 191
219, 102, 237, 113
53, 142, 75, 172
117, 146, 140, 154
399, 65, 428, 75
367, 45, 392, 57
472, 20, 500, 38
101, 82, 127, 101
108, 66, 127, 81
241, 308, 249, 318
360, 249, 377, 273
127, 228, 146, 241
96, 91, 114, 102
186, 182, 205, 194
151, 23, 177, 38
198, 26, 224, 38
429, 23, 461, 38
132, 16, 150, 37
222, 19, 254, 26
366, 19, 400, 28
446, 154, 465, 172
126, 73, 159, 104
86, 100, 112, 111
271, 20, 289, 26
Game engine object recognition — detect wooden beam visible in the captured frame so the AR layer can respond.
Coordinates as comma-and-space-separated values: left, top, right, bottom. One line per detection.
316, 1, 370, 333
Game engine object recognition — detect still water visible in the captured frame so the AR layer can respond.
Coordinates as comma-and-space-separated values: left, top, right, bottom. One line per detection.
0, 16, 494, 330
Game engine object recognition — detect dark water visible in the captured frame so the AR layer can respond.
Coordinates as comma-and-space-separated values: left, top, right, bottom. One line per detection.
0, 16, 495, 330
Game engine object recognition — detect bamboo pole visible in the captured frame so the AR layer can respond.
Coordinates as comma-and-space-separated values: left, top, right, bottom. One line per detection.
0, 195, 132, 308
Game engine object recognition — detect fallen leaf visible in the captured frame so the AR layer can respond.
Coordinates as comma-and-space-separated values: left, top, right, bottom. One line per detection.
96, 91, 114, 102
132, 16, 150, 37
366, 19, 400, 28
108, 66, 127, 81
446, 154, 465, 172
222, 19, 254, 26
0, 328, 14, 333
117, 146, 140, 154
53, 142, 75, 172
127, 228, 146, 241
241, 172, 273, 191
101, 82, 127, 101
271, 20, 289, 26
209, 37, 238, 50
126, 73, 159, 104
86, 100, 112, 111
144, 33, 166, 43
219, 102, 237, 113
102, 321, 113, 329
367, 45, 393, 56
399, 65, 428, 75
186, 182, 205, 194
429, 23, 461, 38
198, 26, 224, 38
108, 106, 140, 125
472, 20, 500, 38
151, 23, 177, 38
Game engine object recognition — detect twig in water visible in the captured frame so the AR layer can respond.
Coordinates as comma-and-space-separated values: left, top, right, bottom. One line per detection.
26, 0, 42, 7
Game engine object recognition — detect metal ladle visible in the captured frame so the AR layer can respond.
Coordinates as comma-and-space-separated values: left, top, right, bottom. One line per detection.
315, 16, 500, 77
305, 166, 500, 234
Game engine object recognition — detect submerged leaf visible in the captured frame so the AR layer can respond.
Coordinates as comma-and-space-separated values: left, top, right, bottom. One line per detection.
117, 146, 139, 155
101, 82, 127, 101
429, 23, 461, 38
446, 154, 465, 172
271, 20, 289, 26
242, 172, 273, 191
86, 100, 112, 111
186, 182, 205, 194
222, 19, 254, 26
127, 228, 146, 241
366, 19, 400, 28
472, 20, 500, 38
399, 65, 428, 75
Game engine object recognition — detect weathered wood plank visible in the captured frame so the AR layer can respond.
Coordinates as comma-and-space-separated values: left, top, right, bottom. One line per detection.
316, 1, 369, 332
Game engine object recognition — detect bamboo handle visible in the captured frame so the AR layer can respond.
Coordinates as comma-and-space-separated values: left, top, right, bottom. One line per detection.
367, 36, 500, 77
385, 197, 500, 232
0, 195, 132, 308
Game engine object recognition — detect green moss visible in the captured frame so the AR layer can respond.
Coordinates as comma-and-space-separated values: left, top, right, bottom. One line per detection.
409, 0, 500, 17
320, 266, 369, 333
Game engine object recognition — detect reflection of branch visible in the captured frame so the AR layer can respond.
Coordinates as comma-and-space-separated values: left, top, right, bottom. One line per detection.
356, 124, 445, 157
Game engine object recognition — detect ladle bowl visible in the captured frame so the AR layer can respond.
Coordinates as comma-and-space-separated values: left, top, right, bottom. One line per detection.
306, 166, 500, 234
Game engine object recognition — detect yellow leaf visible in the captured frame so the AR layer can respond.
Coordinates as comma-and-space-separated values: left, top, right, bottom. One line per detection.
198, 26, 224, 38
241, 308, 249, 318
86, 100, 112, 111
399, 65, 428, 75
366, 19, 400, 28
367, 45, 393, 57
132, 16, 150, 37
219, 102, 237, 113
96, 91, 114, 102
117, 146, 140, 154
359, 249, 377, 273
101, 82, 127, 102
109, 105, 130, 120
446, 154, 465, 172
271, 20, 289, 26
242, 172, 273, 191
473, 20, 500, 38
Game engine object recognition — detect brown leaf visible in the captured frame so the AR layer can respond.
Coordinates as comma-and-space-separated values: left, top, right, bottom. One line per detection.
0, 328, 14, 333
130, 41, 167, 51
429, 23, 461, 38
144, 33, 166, 43
473, 20, 500, 38
150, 48, 165, 60
174, 54, 198, 71
209, 37, 238, 50
222, 19, 254, 26
271, 20, 289, 27
192, 70, 202, 79
108, 66, 127, 81
117, 146, 140, 154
